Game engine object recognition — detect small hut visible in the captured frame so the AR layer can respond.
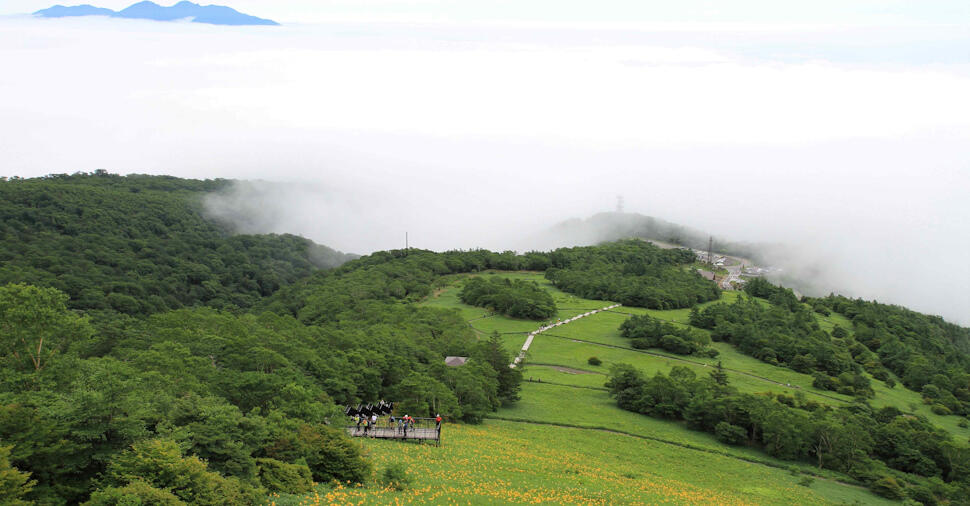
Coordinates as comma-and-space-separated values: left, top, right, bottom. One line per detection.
444, 356, 468, 367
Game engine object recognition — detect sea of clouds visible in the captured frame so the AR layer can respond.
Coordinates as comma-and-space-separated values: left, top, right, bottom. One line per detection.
1, 2, 968, 322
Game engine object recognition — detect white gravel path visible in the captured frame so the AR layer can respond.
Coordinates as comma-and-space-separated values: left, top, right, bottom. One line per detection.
509, 303, 621, 368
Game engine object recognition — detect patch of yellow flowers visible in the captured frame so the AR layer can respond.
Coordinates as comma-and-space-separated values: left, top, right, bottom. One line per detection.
276, 422, 757, 505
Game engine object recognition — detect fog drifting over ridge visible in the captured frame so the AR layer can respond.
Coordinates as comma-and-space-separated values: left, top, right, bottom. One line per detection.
1, 7, 968, 323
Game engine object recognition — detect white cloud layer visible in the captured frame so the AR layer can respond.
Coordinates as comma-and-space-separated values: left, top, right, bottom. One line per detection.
0, 10, 968, 323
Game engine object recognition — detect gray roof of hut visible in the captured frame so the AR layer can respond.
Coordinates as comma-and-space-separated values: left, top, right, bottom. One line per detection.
445, 356, 468, 367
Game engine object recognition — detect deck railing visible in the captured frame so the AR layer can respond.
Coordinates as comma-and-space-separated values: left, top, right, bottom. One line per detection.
345, 417, 441, 445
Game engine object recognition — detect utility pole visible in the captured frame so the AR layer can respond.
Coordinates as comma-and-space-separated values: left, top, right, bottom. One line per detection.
405, 232, 409, 252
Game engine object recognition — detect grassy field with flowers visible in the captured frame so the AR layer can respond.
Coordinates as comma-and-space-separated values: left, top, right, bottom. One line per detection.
274, 419, 890, 505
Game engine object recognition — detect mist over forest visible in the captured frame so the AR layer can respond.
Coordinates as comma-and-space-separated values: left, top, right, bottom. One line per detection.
202, 167, 969, 326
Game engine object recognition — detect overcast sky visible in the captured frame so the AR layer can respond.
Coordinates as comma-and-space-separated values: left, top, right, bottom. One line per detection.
1, 2, 968, 322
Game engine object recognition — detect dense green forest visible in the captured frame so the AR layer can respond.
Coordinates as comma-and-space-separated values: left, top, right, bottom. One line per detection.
810, 294, 970, 417
689, 278, 874, 397
607, 363, 970, 502
459, 277, 556, 320
0, 174, 525, 504
619, 313, 716, 357
544, 240, 720, 309
0, 172, 355, 315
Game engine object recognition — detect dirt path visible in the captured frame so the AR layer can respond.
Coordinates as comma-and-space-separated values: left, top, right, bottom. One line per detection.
509, 304, 621, 368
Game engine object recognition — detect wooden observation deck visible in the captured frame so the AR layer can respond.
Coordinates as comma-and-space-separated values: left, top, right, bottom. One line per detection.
346, 417, 441, 445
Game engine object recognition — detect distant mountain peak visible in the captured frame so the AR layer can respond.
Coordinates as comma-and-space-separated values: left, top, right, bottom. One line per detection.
34, 1, 279, 26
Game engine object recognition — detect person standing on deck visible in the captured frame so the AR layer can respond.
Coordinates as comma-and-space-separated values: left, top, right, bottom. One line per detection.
370, 413, 378, 436
435, 414, 442, 433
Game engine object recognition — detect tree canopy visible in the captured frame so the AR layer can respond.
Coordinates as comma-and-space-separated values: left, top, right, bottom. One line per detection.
544, 240, 720, 309
459, 277, 556, 320
0, 172, 355, 315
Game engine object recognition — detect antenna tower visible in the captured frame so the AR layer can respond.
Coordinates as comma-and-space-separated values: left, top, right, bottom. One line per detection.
616, 195, 624, 213
707, 236, 713, 266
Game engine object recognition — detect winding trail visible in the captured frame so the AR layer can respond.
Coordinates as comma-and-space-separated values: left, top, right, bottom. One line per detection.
509, 304, 621, 368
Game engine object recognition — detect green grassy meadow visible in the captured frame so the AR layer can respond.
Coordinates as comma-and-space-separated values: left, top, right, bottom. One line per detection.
277, 419, 889, 506
404, 272, 927, 503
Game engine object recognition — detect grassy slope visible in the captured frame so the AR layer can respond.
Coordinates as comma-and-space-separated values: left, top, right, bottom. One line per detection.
276, 420, 886, 506
278, 271, 964, 505
404, 272, 897, 504
281, 272, 899, 504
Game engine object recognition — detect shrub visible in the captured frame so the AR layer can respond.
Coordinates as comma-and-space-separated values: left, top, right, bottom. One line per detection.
256, 458, 313, 494
714, 422, 747, 445
0, 445, 34, 506
379, 463, 412, 491
698, 348, 719, 358
264, 423, 371, 484
798, 476, 814, 487
659, 335, 693, 355
870, 476, 905, 500
908, 485, 939, 506
587, 357, 602, 366
931, 404, 951, 416
812, 372, 837, 391
84, 480, 185, 506
630, 338, 651, 350
102, 439, 263, 505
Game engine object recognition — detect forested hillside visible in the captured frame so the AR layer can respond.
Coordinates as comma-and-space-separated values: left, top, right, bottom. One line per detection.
813, 294, 970, 416
545, 239, 720, 309
4, 173, 970, 504
0, 172, 355, 315
0, 174, 522, 504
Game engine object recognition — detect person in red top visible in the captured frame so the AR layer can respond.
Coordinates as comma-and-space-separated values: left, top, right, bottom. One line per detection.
435, 414, 442, 432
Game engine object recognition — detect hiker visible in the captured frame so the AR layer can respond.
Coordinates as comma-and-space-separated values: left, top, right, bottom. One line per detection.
355, 415, 362, 433
371, 413, 378, 432
435, 414, 442, 432
363, 417, 369, 435
402, 414, 409, 437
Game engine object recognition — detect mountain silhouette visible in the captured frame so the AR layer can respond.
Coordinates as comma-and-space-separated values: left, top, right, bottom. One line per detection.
34, 1, 279, 26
